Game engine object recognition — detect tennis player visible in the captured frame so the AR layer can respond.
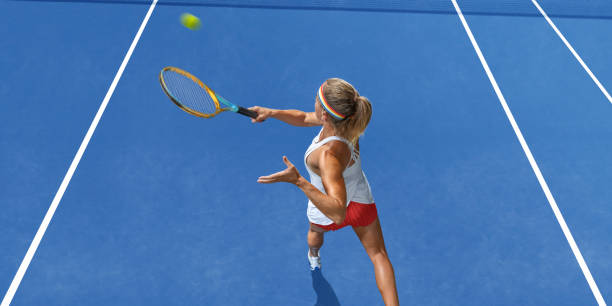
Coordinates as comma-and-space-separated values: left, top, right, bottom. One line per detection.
251, 78, 399, 305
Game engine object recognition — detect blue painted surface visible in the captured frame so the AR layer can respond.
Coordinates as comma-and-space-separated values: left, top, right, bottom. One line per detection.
0, 0, 146, 300
1, 1, 610, 305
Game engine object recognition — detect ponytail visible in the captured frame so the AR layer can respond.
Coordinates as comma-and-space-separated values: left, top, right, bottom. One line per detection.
320, 78, 372, 144
342, 95, 372, 144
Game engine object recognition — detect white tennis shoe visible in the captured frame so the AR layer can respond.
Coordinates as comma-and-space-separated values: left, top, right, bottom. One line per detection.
308, 250, 321, 271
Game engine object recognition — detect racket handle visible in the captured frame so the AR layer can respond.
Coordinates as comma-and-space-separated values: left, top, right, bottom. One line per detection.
237, 106, 258, 118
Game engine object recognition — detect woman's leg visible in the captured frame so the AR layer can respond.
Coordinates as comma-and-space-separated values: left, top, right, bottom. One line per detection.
308, 223, 328, 257
353, 217, 399, 306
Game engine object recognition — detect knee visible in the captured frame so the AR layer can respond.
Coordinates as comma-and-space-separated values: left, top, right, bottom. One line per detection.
367, 248, 389, 262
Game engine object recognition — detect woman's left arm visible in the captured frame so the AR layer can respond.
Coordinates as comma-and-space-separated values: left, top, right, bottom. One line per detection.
257, 154, 347, 225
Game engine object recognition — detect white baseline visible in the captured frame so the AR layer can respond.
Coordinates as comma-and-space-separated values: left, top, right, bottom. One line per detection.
450, 0, 606, 305
1, 1, 159, 305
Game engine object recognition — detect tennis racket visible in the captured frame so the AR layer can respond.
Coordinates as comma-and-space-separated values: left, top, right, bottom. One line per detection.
159, 66, 258, 119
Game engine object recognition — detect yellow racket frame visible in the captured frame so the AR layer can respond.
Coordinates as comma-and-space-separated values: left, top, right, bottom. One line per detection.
159, 66, 230, 118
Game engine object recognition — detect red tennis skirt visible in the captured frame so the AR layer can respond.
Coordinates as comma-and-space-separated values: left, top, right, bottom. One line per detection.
311, 202, 378, 231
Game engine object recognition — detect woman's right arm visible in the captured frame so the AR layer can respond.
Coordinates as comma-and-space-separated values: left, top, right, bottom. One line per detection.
249, 106, 322, 127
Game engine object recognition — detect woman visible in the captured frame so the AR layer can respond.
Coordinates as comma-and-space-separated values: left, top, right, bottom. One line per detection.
252, 78, 399, 305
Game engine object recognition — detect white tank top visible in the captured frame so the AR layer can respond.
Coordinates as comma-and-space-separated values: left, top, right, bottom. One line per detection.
304, 129, 374, 225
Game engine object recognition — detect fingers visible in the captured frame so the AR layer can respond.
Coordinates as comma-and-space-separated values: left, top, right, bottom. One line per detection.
248, 106, 261, 123
257, 170, 283, 181
249, 106, 266, 123
258, 156, 299, 184
282, 156, 294, 167
257, 169, 289, 184
257, 176, 276, 184
257, 173, 283, 184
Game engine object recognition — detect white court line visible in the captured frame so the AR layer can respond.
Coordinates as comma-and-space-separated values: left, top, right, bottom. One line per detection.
450, 1, 606, 305
532, 0, 612, 104
1, 1, 158, 305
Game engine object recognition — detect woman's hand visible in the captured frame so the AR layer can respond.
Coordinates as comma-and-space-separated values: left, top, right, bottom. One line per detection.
257, 156, 301, 185
249, 106, 274, 123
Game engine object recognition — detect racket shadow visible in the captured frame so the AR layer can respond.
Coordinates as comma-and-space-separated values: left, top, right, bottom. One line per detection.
311, 269, 341, 306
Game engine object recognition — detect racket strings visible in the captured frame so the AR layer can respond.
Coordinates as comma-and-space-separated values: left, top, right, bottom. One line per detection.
162, 70, 218, 115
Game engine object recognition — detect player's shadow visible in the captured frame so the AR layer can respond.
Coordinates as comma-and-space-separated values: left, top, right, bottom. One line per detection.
311, 269, 341, 306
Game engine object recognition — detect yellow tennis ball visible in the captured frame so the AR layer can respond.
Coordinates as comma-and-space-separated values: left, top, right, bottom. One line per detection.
180, 13, 201, 30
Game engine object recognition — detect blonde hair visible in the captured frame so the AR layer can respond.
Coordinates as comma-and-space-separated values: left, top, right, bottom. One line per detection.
319, 78, 372, 144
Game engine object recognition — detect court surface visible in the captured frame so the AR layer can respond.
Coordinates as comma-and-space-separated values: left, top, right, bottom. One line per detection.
1, 1, 611, 305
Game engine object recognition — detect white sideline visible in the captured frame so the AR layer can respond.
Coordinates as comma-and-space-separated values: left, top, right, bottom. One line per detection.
532, 0, 612, 104
1, 1, 158, 305
450, 0, 606, 305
